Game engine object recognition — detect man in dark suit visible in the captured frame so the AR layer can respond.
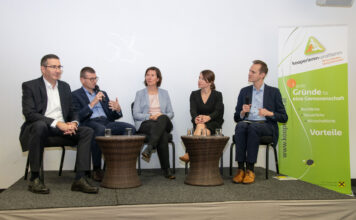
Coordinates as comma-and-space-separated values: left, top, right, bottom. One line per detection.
20, 54, 98, 194
233, 60, 288, 184
72, 67, 136, 181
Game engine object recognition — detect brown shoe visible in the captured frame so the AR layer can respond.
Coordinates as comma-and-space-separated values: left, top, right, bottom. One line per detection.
179, 153, 190, 162
92, 170, 104, 182
243, 170, 255, 184
232, 169, 245, 183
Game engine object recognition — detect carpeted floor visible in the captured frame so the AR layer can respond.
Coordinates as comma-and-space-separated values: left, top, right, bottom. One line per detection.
0, 167, 354, 211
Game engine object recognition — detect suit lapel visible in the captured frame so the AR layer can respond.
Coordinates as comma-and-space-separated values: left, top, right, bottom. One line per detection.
38, 77, 48, 114
58, 81, 67, 120
263, 84, 269, 108
80, 87, 90, 105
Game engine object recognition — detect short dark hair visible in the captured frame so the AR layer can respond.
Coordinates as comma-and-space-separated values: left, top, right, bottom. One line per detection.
80, 66, 96, 78
253, 60, 268, 75
40, 54, 60, 66
201, 70, 216, 90
144, 66, 162, 87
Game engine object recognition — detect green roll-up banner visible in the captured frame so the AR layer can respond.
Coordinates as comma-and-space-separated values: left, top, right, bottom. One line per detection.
278, 25, 351, 195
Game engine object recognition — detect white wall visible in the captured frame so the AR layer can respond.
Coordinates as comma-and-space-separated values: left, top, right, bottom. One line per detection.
0, 0, 355, 188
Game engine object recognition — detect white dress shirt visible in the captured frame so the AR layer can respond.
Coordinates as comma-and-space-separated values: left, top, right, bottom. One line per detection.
43, 78, 65, 127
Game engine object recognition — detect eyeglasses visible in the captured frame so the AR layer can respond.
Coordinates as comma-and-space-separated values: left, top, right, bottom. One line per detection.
44, 65, 63, 70
84, 77, 99, 82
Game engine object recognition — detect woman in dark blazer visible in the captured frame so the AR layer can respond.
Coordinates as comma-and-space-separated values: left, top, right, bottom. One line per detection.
133, 66, 175, 179
179, 70, 224, 162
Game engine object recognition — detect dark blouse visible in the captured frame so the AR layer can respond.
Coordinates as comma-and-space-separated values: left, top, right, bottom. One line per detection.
190, 89, 224, 134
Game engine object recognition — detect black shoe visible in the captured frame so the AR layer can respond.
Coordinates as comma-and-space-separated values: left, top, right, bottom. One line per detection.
92, 170, 104, 182
163, 168, 176, 179
71, 177, 99, 194
28, 178, 50, 194
142, 145, 153, 162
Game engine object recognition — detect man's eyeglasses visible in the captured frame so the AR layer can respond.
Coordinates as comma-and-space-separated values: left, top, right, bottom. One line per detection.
84, 77, 99, 82
44, 65, 63, 70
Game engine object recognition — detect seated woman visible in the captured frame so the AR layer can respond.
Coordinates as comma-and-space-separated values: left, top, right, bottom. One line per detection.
133, 66, 175, 179
179, 70, 224, 162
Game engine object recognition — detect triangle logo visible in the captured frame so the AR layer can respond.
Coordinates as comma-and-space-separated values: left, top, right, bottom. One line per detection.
304, 36, 325, 55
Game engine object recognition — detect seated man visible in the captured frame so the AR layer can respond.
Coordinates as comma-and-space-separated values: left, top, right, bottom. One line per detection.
233, 60, 288, 184
20, 54, 98, 194
72, 66, 136, 181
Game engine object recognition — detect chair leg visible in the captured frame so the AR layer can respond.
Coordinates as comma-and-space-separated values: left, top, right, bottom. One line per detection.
266, 145, 269, 179
59, 146, 65, 176
170, 141, 176, 174
185, 161, 188, 175
229, 142, 235, 176
273, 145, 279, 174
24, 154, 30, 180
220, 154, 223, 175
138, 144, 143, 175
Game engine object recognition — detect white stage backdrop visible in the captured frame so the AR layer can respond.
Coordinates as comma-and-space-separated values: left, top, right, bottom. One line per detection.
0, 0, 356, 188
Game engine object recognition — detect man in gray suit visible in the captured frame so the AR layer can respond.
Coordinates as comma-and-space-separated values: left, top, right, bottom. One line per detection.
20, 54, 98, 194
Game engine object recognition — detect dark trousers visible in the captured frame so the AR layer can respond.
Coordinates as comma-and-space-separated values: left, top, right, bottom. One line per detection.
138, 115, 173, 169
27, 120, 93, 172
234, 121, 273, 164
83, 117, 136, 169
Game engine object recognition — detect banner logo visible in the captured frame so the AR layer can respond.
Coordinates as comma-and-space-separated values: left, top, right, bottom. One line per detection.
304, 37, 325, 55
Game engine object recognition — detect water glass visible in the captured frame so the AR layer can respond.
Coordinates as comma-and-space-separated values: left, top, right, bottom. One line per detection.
215, 128, 222, 136
187, 128, 193, 136
126, 128, 133, 136
105, 128, 111, 137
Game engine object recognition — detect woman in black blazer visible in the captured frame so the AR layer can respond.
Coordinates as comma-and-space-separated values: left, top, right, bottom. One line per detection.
179, 70, 224, 162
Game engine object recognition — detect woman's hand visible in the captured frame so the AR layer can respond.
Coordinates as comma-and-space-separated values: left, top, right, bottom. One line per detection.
150, 113, 162, 120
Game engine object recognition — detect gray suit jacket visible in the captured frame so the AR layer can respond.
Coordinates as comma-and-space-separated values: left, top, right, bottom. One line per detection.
133, 88, 174, 130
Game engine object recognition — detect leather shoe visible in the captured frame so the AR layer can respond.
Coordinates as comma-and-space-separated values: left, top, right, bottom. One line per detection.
142, 145, 153, 162
232, 169, 245, 184
163, 168, 176, 179
243, 170, 255, 184
92, 170, 104, 182
179, 153, 190, 162
28, 177, 50, 194
71, 177, 99, 194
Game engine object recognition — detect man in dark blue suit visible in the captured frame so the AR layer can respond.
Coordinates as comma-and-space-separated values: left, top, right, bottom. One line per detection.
233, 60, 288, 184
72, 67, 136, 181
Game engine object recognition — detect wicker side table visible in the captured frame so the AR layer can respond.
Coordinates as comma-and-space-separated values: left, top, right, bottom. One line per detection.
96, 135, 145, 189
181, 136, 229, 186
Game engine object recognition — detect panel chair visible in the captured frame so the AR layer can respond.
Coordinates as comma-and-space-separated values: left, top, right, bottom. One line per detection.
24, 136, 77, 181
131, 102, 176, 175
229, 134, 279, 179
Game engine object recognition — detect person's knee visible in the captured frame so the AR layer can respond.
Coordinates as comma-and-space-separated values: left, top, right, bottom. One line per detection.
80, 126, 94, 138
92, 124, 106, 136
31, 121, 48, 136
157, 114, 169, 122
235, 122, 248, 133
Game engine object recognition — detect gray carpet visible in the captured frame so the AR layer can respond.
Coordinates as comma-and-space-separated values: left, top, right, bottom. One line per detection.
0, 167, 354, 211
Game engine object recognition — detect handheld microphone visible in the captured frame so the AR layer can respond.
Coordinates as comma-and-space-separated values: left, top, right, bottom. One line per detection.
94, 85, 105, 101
244, 96, 251, 118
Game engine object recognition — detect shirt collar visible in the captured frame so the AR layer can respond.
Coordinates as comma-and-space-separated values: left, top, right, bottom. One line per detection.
253, 83, 265, 92
82, 86, 95, 95
43, 77, 58, 89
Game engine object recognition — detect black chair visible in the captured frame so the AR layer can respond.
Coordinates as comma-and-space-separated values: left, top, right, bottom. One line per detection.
131, 102, 176, 175
229, 134, 279, 179
24, 136, 77, 181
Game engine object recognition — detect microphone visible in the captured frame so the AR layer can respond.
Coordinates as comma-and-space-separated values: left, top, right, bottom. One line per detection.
244, 96, 251, 118
94, 85, 105, 101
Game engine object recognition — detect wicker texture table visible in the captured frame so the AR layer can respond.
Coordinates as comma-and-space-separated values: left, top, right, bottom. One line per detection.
96, 135, 145, 189
181, 136, 229, 186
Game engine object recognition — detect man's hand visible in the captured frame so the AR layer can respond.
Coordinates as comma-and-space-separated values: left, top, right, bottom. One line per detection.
56, 121, 77, 135
149, 113, 162, 120
89, 91, 105, 108
259, 108, 274, 117
241, 104, 251, 117
109, 97, 121, 112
